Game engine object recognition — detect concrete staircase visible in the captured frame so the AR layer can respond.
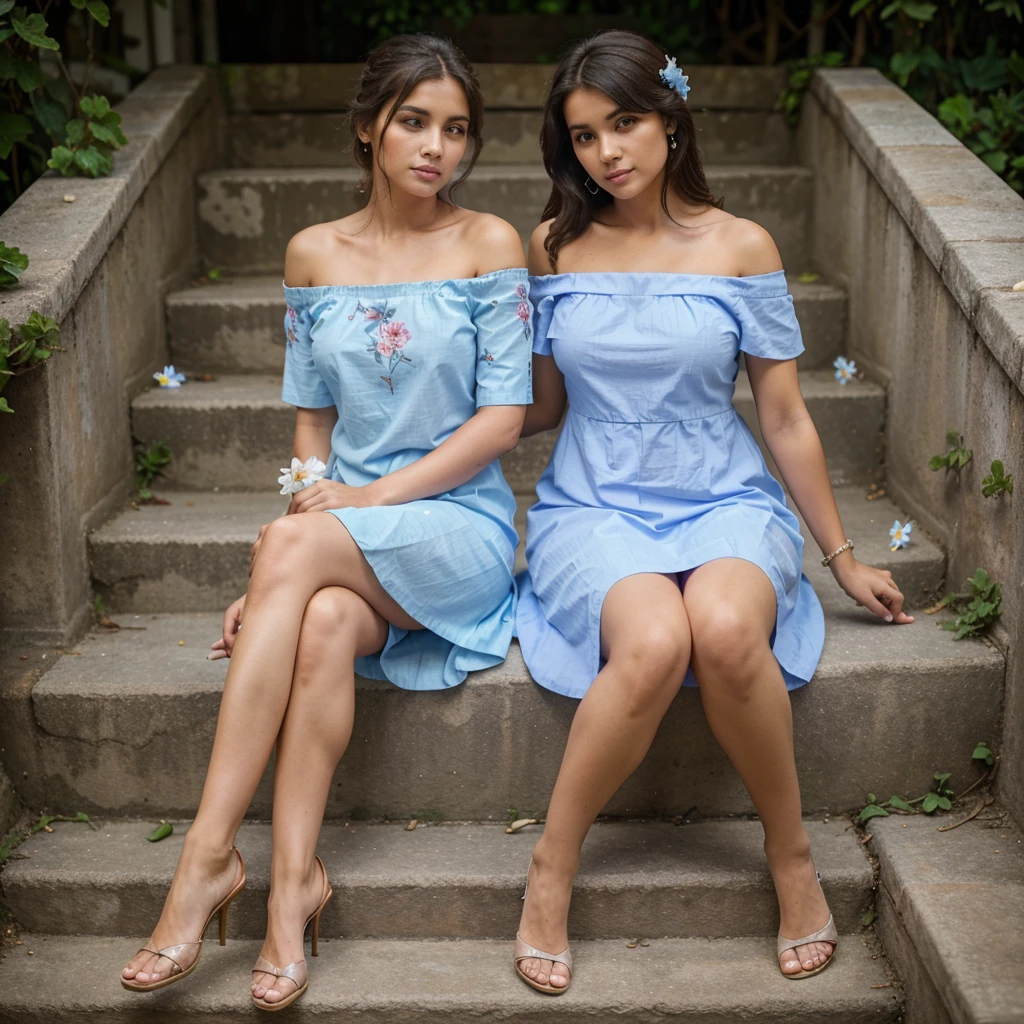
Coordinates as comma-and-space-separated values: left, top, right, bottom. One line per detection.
0, 65, 1011, 1021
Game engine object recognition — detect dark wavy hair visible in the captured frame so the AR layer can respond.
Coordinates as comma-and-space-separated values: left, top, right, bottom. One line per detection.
348, 33, 484, 202
539, 30, 721, 269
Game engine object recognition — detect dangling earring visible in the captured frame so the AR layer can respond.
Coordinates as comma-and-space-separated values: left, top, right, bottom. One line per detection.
584, 176, 600, 195
668, 134, 677, 150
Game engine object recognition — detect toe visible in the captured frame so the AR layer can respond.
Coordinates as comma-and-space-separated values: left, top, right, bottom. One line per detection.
550, 963, 570, 988
536, 958, 552, 986
520, 956, 538, 979
779, 947, 802, 975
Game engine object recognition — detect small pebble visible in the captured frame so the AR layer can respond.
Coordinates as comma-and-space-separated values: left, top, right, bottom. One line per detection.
62, 195, 76, 203
178, 640, 185, 646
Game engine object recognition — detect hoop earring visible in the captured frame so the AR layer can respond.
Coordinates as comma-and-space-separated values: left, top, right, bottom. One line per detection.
668, 134, 677, 150
584, 176, 600, 195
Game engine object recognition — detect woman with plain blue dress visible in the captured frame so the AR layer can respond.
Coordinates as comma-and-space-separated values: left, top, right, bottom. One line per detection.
512, 31, 914, 995
120, 35, 532, 1011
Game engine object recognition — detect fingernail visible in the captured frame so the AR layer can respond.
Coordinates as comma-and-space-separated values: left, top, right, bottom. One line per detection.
885, 614, 893, 622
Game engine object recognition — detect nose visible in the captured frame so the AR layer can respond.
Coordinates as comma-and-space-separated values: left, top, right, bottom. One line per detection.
421, 128, 443, 158
598, 132, 621, 164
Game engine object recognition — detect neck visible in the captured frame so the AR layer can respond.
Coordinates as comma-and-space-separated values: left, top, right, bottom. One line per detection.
605, 170, 672, 232
362, 177, 450, 238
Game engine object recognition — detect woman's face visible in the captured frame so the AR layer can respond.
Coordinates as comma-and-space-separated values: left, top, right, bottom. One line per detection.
563, 86, 674, 199
362, 76, 470, 198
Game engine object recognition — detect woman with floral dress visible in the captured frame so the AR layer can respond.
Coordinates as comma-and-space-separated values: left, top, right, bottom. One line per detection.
512, 30, 913, 995
120, 34, 532, 1011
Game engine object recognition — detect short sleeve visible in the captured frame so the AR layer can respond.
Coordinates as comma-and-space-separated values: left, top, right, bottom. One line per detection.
734, 288, 805, 361
467, 271, 534, 408
531, 294, 555, 356
281, 292, 334, 408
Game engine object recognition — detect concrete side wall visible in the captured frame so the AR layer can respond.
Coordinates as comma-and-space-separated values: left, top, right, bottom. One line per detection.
0, 763, 22, 837
0, 67, 222, 645
801, 69, 1024, 826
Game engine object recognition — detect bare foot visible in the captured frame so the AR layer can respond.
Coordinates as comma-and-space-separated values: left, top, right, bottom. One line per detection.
767, 836, 836, 976
121, 835, 242, 986
515, 848, 575, 990
251, 859, 329, 1005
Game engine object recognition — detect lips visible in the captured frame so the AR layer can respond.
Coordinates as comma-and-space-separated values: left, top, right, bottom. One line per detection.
412, 165, 442, 180
605, 169, 632, 185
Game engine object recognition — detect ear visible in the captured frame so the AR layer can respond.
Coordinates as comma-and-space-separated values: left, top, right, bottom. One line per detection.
355, 120, 373, 146
662, 114, 678, 135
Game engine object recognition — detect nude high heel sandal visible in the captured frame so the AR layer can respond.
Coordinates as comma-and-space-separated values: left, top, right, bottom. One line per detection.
122, 846, 247, 992
777, 871, 838, 980
251, 854, 333, 1012
514, 861, 573, 995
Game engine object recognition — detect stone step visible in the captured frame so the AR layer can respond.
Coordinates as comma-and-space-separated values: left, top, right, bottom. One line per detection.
196, 164, 813, 274
0, 933, 898, 1023
224, 109, 795, 169
128, 369, 876, 505
219, 63, 790, 114
87, 487, 943, 615
166, 275, 844, 375
9, 608, 1001, 821
870, 813, 1024, 1024
2, 818, 872, 939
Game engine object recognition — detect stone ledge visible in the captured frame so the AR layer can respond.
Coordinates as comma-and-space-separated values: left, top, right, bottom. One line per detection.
810, 68, 1024, 396
0, 66, 215, 330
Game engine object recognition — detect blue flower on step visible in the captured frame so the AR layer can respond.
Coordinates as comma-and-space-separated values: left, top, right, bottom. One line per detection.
154, 365, 186, 388
833, 356, 857, 386
659, 56, 690, 101
889, 519, 913, 552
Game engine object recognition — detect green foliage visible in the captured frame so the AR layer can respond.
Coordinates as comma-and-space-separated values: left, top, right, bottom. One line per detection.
929, 429, 973, 475
47, 94, 126, 178
777, 51, 846, 125
146, 821, 173, 842
934, 567, 1003, 639
0, 240, 27, 288
134, 439, 173, 500
982, 459, 1014, 497
0, 309, 62, 412
0, 811, 92, 867
972, 740, 995, 766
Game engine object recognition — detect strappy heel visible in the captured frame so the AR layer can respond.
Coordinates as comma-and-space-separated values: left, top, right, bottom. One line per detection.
122, 846, 247, 992
251, 854, 333, 1012
514, 861, 573, 995
777, 870, 838, 980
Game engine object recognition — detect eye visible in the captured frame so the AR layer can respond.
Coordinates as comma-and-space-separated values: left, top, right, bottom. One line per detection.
617, 117, 636, 129
402, 117, 423, 129
446, 124, 466, 136
573, 131, 594, 144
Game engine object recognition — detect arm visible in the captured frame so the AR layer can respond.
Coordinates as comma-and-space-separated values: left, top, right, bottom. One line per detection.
735, 221, 912, 624
522, 220, 567, 437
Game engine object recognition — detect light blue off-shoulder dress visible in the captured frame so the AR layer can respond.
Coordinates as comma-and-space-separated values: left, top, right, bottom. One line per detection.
516, 271, 825, 698
282, 268, 533, 690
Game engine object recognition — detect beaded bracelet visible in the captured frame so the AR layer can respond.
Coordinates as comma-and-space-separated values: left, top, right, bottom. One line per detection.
821, 539, 854, 568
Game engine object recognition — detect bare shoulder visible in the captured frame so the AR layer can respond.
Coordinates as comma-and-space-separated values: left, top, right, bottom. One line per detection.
462, 211, 526, 274
284, 223, 339, 286
719, 218, 784, 276
527, 219, 556, 276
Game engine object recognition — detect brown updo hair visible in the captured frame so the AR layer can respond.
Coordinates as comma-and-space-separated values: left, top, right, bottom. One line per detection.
349, 33, 484, 202
540, 30, 721, 269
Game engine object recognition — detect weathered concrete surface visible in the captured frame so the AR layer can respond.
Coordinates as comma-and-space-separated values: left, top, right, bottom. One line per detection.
0, 932, 897, 1023
125, 370, 876, 500
167, 274, 844, 375
871, 815, 1024, 1024
801, 67, 1024, 830
87, 487, 944, 614
0, 763, 21, 837
223, 109, 796, 169
219, 63, 789, 113
195, 165, 814, 274
0, 67, 223, 645
3, 818, 871, 940
4, 610, 1001, 820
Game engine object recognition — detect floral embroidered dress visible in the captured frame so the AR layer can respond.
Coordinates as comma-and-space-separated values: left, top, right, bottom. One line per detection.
282, 268, 533, 690
516, 271, 826, 699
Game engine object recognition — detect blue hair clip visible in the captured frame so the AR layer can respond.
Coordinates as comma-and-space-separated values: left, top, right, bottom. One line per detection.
659, 55, 690, 102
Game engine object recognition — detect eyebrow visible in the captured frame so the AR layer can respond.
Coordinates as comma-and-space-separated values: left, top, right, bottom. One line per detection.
567, 107, 633, 131
397, 104, 470, 123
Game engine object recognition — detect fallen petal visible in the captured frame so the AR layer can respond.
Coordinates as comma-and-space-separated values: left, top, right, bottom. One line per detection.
505, 818, 539, 834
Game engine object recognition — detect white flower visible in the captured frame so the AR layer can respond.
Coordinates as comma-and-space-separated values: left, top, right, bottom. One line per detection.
154, 365, 186, 388
278, 455, 326, 495
889, 519, 913, 551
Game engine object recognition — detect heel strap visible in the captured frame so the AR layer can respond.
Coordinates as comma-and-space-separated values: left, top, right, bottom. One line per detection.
515, 933, 573, 973
777, 914, 838, 958
252, 954, 307, 991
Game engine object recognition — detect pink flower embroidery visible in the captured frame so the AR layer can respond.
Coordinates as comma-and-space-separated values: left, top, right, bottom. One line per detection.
353, 300, 414, 394
516, 300, 530, 324
286, 305, 298, 343
516, 283, 527, 301
378, 320, 411, 351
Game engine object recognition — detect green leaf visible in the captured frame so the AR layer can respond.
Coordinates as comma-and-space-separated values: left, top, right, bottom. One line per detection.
0, 242, 29, 290
13, 57, 44, 93
10, 10, 59, 51
0, 112, 32, 159
0, 396, 12, 413
73, 145, 112, 177
146, 821, 173, 842
89, 121, 123, 147
888, 794, 914, 811
902, 2, 938, 20
929, 454, 947, 471
29, 88, 68, 141
973, 741, 994, 764
85, 0, 110, 27
921, 792, 940, 813
936, 796, 952, 810
64, 118, 85, 145
861, 906, 877, 927
47, 145, 74, 174
0, 1, 16, 14
859, 804, 890, 822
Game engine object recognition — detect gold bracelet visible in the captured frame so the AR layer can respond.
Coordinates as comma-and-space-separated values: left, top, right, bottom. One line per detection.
821, 539, 854, 568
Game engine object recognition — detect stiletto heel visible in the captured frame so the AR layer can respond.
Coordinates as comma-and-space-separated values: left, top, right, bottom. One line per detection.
514, 859, 573, 996
777, 869, 838, 980
122, 846, 246, 993
251, 854, 333, 1012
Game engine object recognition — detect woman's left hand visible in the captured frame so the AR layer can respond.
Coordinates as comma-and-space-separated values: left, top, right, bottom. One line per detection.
831, 557, 915, 624
287, 479, 380, 514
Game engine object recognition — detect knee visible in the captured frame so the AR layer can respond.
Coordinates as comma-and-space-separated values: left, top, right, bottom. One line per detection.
252, 516, 312, 582
293, 588, 366, 672
689, 607, 767, 693
611, 624, 689, 717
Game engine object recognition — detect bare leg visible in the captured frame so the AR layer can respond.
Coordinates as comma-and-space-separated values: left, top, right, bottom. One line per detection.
517, 574, 690, 989
124, 513, 420, 984
252, 586, 388, 1004
683, 558, 834, 976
